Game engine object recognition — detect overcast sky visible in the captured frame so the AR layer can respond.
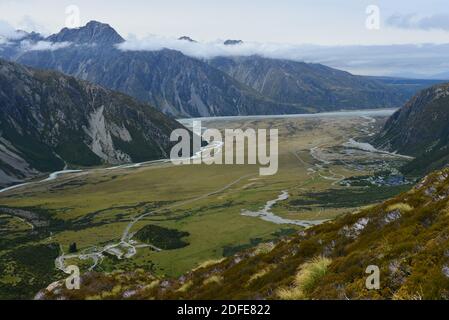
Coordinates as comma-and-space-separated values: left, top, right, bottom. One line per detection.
1, 0, 449, 45
2, 0, 449, 77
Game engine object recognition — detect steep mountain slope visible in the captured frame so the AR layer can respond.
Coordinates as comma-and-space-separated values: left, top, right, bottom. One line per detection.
17, 45, 308, 117
1, 21, 416, 117
0, 58, 185, 187
41, 168, 449, 300
209, 56, 408, 111
374, 83, 449, 176
9, 22, 308, 118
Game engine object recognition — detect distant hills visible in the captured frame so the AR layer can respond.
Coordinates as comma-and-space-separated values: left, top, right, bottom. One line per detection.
210, 56, 414, 112
0, 21, 429, 117
0, 58, 184, 187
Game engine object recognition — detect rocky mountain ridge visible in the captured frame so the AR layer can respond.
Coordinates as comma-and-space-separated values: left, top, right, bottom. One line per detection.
0, 58, 184, 187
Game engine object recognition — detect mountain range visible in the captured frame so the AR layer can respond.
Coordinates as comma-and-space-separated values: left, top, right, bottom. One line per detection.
1, 21, 447, 184
0, 21, 429, 117
0, 58, 184, 187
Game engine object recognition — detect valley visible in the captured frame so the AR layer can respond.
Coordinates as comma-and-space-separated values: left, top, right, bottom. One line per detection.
0, 110, 413, 299
2, 0, 449, 304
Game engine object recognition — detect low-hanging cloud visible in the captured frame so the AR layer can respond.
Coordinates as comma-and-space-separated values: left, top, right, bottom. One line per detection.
20, 40, 72, 51
386, 13, 449, 31
117, 35, 316, 61
0, 20, 28, 43
0, 20, 71, 52
4, 26, 449, 79
116, 35, 449, 78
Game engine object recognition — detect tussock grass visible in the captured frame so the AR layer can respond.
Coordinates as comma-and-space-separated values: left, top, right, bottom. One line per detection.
176, 280, 193, 293
387, 203, 413, 213
202, 275, 223, 286
254, 242, 275, 255
247, 265, 275, 285
143, 280, 160, 291
393, 287, 424, 300
276, 287, 306, 300
276, 256, 331, 300
193, 258, 226, 272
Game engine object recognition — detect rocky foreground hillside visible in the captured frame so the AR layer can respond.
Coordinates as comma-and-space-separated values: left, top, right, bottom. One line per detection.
0, 58, 185, 187
375, 83, 449, 176
41, 168, 449, 300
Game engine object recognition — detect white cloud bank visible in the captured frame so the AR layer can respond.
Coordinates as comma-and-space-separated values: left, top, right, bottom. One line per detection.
116, 35, 449, 78
0, 20, 29, 44
20, 40, 72, 51
0, 20, 71, 52
117, 35, 311, 60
